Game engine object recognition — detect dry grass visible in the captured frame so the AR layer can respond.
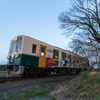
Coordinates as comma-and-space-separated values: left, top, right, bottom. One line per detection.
89, 71, 98, 76
50, 69, 100, 100
50, 86, 66, 95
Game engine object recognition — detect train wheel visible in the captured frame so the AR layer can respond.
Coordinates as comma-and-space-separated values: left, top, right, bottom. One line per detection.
76, 70, 80, 74
21, 73, 25, 77
21, 70, 29, 77
59, 69, 63, 74
21, 73, 27, 77
42, 69, 51, 76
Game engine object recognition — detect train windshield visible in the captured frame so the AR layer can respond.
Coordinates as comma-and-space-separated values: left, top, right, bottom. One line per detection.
12, 43, 16, 52
16, 37, 22, 51
9, 40, 12, 53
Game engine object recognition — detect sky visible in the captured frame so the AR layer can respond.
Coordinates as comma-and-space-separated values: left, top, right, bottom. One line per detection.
0, 0, 72, 64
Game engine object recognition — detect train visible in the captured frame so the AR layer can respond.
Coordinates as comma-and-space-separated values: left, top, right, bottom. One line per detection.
7, 35, 89, 76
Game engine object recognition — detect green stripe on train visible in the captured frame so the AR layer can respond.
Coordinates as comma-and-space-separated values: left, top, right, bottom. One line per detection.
7, 54, 39, 68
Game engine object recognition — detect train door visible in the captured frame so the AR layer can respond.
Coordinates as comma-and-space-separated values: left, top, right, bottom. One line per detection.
38, 45, 47, 67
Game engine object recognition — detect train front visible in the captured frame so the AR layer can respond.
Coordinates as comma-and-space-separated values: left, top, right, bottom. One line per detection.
7, 35, 24, 75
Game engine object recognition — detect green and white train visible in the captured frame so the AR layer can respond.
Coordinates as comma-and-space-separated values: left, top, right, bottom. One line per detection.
7, 35, 88, 76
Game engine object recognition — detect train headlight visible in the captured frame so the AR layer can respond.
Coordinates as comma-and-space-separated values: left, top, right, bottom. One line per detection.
7, 56, 10, 59
15, 54, 20, 58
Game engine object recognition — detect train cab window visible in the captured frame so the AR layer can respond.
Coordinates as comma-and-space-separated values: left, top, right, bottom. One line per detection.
41, 47, 45, 56
12, 43, 16, 52
68, 54, 71, 61
53, 49, 59, 59
32, 44, 36, 53
62, 52, 66, 60
9, 40, 12, 53
16, 37, 22, 51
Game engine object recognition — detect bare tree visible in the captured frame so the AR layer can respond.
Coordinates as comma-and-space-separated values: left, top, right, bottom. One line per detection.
68, 38, 100, 68
68, 39, 82, 54
58, 0, 100, 44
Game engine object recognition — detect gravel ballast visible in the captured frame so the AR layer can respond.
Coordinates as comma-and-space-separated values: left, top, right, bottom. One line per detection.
0, 75, 78, 94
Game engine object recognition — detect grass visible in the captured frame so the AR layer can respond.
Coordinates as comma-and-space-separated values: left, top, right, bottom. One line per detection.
1, 68, 100, 100
0, 71, 18, 78
0, 71, 8, 78
50, 68, 100, 100
0, 71, 7, 72
80, 69, 100, 84
22, 84, 56, 99
0, 81, 61, 100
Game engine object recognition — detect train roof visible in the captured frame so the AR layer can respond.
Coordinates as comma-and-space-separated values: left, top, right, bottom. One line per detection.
14, 35, 80, 57
25, 35, 76, 54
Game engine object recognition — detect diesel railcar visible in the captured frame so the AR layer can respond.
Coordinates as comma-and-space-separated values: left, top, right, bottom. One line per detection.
7, 35, 88, 76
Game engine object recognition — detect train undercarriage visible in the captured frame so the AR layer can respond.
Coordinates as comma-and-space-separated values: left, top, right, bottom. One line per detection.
7, 65, 86, 77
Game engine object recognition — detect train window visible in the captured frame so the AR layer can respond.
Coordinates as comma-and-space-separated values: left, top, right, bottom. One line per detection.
80, 59, 82, 63
32, 44, 36, 53
73, 56, 76, 62
77, 60, 79, 63
99, 56, 100, 61
68, 54, 71, 61
62, 52, 66, 60
9, 40, 12, 53
41, 47, 45, 56
16, 37, 22, 51
12, 43, 16, 52
53, 49, 59, 59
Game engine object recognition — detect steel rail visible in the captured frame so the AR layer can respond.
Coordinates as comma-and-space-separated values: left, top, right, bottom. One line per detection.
0, 73, 79, 83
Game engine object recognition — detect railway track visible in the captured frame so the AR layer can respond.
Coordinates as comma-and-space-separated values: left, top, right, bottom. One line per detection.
0, 73, 79, 83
